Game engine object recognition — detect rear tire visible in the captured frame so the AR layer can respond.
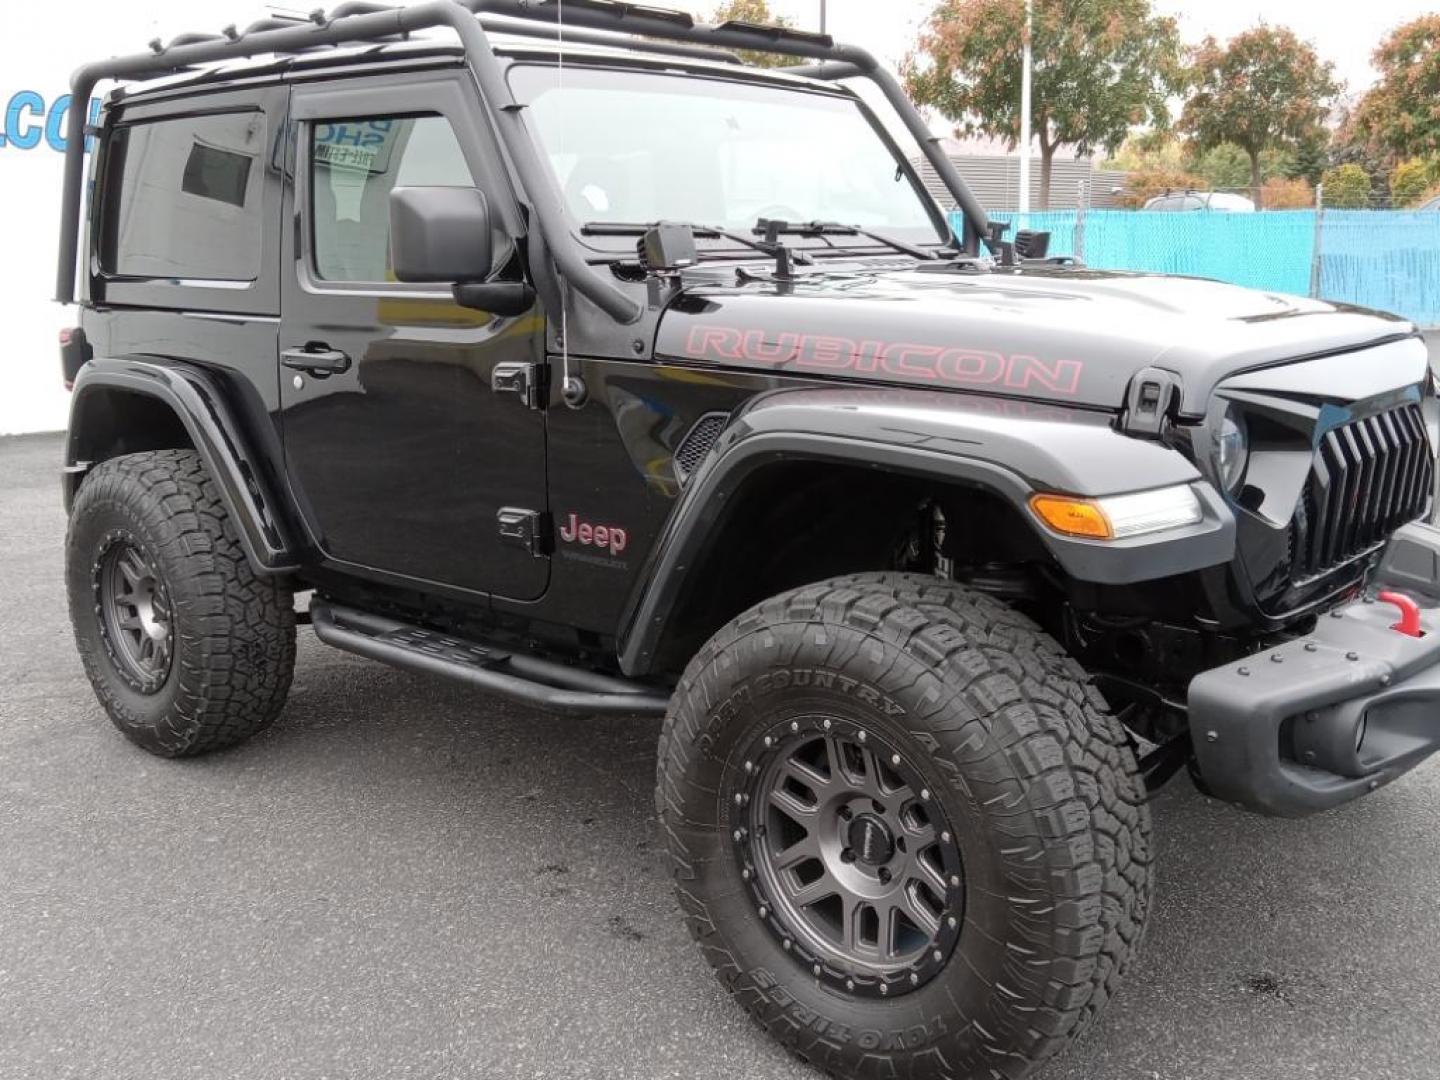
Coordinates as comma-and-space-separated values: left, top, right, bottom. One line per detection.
657, 572, 1151, 1080
65, 449, 296, 757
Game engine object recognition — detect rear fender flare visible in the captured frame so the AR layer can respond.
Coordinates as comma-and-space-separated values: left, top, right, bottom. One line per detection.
65, 356, 299, 574
616, 387, 1235, 676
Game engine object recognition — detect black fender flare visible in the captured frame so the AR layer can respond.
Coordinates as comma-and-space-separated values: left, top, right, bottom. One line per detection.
64, 356, 300, 575
616, 386, 1235, 676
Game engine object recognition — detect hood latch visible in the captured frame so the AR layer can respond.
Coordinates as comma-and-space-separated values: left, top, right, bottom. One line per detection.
1121, 367, 1182, 438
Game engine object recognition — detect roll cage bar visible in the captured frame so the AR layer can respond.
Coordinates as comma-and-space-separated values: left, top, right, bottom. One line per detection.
55, 0, 991, 323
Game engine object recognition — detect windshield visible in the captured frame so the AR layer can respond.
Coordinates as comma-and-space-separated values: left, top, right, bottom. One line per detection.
507, 64, 945, 243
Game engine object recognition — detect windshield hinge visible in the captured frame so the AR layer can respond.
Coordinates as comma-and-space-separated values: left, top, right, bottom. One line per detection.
491, 361, 546, 410
1121, 367, 1182, 438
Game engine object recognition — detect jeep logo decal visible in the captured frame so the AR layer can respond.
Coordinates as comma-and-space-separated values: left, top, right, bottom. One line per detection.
682, 325, 1083, 395
559, 512, 628, 557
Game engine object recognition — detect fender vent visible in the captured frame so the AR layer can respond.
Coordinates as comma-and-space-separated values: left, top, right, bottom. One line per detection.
674, 411, 729, 484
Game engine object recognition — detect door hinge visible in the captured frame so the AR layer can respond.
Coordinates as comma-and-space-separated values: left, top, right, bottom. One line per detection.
497, 507, 551, 557
491, 361, 545, 409
1120, 367, 1182, 438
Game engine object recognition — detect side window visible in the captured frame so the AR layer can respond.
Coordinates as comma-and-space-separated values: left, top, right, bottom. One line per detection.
309, 114, 474, 283
100, 111, 266, 281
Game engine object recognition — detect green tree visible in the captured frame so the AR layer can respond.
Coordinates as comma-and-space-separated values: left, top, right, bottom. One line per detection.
903, 0, 1183, 208
1349, 15, 1440, 163
1190, 143, 1252, 191
708, 0, 794, 68
1188, 143, 1305, 193
1180, 26, 1340, 206
1101, 132, 1185, 173
1389, 158, 1438, 206
1321, 162, 1373, 208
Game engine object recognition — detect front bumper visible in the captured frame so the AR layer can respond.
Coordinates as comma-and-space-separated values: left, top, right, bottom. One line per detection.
1189, 521, 1440, 816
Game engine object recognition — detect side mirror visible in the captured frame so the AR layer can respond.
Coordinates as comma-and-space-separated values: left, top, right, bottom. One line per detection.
388, 186, 493, 283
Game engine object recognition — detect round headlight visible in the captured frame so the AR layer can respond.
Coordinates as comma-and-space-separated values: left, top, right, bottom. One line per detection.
1215, 410, 1248, 492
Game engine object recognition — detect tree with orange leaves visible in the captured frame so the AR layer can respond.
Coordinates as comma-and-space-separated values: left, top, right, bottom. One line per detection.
1348, 15, 1440, 164
1180, 27, 1339, 207
902, 0, 1183, 208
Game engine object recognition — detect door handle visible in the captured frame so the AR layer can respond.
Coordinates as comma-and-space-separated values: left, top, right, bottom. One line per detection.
281, 345, 351, 377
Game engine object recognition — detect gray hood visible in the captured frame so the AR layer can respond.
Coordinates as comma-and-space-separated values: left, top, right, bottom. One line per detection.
655, 265, 1418, 415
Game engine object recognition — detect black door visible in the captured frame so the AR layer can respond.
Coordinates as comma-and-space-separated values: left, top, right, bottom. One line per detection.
278, 74, 548, 601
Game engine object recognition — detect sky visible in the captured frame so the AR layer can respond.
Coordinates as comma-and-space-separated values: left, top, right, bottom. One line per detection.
111, 0, 1427, 97
747, 0, 1430, 98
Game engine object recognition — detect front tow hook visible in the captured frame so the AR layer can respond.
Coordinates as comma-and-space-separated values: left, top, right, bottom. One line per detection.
1377, 590, 1424, 637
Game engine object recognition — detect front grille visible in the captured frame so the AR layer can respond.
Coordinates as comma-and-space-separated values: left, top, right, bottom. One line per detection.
1291, 403, 1433, 581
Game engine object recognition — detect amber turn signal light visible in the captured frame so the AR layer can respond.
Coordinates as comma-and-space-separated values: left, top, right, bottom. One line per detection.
1029, 495, 1113, 539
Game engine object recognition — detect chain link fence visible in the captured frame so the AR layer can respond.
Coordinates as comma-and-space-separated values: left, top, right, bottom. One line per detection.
959, 195, 1440, 327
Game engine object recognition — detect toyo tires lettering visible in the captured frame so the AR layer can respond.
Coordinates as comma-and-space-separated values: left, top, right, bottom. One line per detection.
712, 669, 906, 725
684, 325, 1083, 394
750, 967, 948, 1049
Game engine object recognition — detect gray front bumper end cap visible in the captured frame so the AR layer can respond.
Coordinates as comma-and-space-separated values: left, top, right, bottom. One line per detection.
1187, 520, 1440, 817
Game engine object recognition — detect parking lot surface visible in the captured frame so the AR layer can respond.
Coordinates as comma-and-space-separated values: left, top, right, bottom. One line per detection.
5, 429, 1440, 1080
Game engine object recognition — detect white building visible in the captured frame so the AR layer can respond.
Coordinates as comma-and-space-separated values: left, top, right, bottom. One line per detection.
0, 2, 283, 436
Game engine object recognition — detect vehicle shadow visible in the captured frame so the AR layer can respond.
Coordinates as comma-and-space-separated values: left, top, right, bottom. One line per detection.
212, 639, 1440, 1080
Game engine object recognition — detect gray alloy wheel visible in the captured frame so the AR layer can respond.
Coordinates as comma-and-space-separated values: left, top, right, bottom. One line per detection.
737, 716, 965, 998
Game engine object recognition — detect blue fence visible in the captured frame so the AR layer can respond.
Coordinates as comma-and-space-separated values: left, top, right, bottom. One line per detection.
951, 209, 1440, 327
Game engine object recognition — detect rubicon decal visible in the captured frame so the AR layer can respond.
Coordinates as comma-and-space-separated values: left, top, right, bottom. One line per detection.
683, 326, 1083, 395
558, 512, 628, 557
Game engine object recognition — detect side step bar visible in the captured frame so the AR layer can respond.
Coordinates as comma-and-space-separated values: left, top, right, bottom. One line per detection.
310, 603, 671, 717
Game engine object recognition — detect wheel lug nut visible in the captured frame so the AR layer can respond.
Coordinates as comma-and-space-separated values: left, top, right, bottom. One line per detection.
947, 916, 958, 929
741, 868, 751, 881
891, 754, 901, 766
949, 874, 960, 887
857, 731, 867, 742
909, 972, 919, 985
782, 939, 792, 951
823, 718, 832, 730
763, 736, 773, 748
920, 788, 931, 801
940, 831, 951, 843
933, 949, 943, 962
813, 963, 822, 976
757, 904, 769, 919
879, 983, 889, 995
791, 721, 799, 732
845, 979, 855, 991
733, 828, 746, 842
743, 760, 754, 773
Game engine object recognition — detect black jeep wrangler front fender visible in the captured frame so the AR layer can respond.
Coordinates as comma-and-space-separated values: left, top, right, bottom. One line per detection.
617, 386, 1235, 676
65, 356, 299, 575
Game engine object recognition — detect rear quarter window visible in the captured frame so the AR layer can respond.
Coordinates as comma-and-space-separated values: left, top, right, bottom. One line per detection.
99, 111, 266, 281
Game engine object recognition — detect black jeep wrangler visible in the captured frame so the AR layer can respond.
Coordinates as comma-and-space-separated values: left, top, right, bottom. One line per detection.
54, 3, 1440, 1078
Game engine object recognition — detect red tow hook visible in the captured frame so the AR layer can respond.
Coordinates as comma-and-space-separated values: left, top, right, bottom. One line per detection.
1377, 590, 1424, 637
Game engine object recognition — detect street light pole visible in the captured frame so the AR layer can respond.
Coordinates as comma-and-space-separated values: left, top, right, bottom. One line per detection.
1017, 0, 1032, 214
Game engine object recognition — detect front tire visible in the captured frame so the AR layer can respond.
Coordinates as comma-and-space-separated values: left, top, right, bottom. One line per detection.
65, 449, 296, 757
657, 573, 1151, 1080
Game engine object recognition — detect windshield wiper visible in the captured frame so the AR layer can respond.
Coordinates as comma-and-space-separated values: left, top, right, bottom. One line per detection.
582, 220, 815, 278
753, 218, 942, 261
581, 220, 783, 259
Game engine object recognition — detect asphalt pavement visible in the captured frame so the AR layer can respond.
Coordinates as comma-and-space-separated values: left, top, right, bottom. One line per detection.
6, 424, 1440, 1080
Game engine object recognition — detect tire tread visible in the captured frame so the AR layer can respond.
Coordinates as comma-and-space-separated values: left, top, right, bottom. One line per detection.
656, 571, 1152, 1079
